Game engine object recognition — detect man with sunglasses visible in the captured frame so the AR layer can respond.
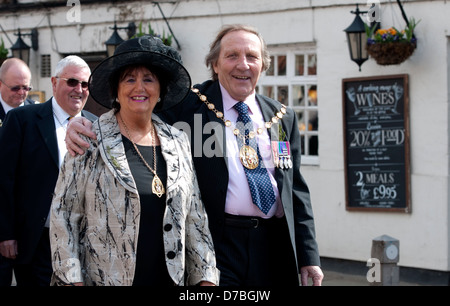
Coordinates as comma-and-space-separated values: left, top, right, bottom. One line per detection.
0, 55, 97, 286
0, 58, 35, 127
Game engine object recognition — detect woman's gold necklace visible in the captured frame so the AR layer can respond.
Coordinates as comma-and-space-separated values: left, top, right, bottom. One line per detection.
119, 114, 165, 198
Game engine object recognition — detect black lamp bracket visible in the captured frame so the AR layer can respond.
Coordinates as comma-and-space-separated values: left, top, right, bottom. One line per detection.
351, 4, 368, 16
354, 3, 381, 33
15, 28, 38, 51
110, 21, 136, 40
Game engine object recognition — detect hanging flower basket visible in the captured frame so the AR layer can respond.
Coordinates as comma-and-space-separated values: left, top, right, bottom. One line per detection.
366, 41, 417, 65
365, 17, 420, 66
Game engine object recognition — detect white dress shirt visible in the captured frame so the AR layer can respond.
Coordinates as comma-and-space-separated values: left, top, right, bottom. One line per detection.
45, 98, 81, 227
220, 84, 284, 219
52, 98, 74, 168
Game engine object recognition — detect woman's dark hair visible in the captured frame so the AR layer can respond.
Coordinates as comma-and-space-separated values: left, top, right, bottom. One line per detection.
109, 64, 169, 113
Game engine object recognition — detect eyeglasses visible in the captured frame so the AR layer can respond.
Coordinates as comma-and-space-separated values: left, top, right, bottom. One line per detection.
0, 80, 32, 92
56, 77, 89, 89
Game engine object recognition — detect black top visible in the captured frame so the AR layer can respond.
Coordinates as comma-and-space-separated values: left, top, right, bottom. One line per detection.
122, 136, 173, 286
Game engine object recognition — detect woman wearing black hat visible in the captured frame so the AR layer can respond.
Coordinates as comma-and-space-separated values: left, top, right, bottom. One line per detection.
49, 36, 219, 286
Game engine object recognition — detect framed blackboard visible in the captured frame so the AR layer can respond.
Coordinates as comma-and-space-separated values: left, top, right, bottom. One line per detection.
342, 74, 411, 212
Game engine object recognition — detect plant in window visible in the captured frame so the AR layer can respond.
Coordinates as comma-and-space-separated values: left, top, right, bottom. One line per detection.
0, 38, 9, 65
365, 18, 420, 65
133, 22, 173, 47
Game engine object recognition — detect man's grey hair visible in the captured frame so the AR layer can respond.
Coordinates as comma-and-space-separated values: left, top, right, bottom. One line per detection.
54, 55, 90, 77
205, 24, 271, 81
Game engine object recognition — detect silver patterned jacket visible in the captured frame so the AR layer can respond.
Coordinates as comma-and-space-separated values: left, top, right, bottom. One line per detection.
50, 110, 219, 286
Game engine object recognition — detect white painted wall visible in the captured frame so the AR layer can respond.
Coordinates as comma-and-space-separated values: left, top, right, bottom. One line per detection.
2, 0, 449, 272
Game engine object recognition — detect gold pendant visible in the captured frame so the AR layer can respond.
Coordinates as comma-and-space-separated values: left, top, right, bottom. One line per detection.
239, 145, 259, 170
152, 175, 165, 198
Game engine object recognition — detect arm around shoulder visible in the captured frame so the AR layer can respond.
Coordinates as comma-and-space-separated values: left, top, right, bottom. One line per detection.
66, 116, 96, 156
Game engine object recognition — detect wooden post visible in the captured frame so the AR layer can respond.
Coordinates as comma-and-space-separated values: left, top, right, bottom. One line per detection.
370, 235, 399, 286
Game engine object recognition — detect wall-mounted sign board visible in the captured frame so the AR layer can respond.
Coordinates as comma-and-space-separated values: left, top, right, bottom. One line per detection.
342, 74, 410, 213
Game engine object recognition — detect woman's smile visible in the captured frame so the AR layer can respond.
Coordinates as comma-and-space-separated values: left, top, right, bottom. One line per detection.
130, 95, 149, 102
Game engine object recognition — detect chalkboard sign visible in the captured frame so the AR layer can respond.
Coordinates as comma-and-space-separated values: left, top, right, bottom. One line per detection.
342, 75, 410, 212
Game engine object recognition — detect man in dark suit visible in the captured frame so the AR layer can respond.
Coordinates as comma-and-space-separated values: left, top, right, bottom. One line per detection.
0, 55, 97, 286
0, 58, 35, 286
65, 25, 323, 286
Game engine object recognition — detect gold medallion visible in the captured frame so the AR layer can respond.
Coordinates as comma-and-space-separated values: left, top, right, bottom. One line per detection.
239, 145, 259, 170
152, 175, 165, 198
119, 114, 165, 198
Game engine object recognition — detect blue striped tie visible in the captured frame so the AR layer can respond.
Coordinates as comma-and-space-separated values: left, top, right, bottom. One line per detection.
234, 102, 276, 215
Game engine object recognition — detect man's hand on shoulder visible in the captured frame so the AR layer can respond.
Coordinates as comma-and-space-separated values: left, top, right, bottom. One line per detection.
65, 117, 96, 156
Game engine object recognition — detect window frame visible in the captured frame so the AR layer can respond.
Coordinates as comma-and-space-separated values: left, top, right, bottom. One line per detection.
257, 43, 319, 165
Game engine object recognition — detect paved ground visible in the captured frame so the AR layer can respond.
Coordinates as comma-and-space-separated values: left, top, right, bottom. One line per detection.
10, 266, 445, 286
320, 257, 448, 286
11, 271, 418, 286
321, 270, 422, 286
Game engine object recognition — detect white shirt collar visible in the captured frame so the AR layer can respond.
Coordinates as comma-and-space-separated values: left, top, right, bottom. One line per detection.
51, 97, 81, 123
52, 97, 71, 125
219, 82, 257, 115
0, 93, 24, 114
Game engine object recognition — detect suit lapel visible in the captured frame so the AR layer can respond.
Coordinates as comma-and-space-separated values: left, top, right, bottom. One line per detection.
96, 110, 138, 194
203, 81, 226, 127
256, 94, 276, 123
35, 101, 97, 169
256, 94, 286, 194
202, 82, 228, 169
37, 99, 59, 168
0, 104, 5, 121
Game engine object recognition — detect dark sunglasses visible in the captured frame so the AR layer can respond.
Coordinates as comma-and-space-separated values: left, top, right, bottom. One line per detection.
0, 81, 32, 92
57, 77, 89, 89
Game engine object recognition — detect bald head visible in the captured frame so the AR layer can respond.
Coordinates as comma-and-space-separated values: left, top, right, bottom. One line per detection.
0, 58, 32, 108
0, 58, 31, 79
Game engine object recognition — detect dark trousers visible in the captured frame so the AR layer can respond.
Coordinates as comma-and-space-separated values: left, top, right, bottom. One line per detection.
14, 228, 52, 286
216, 214, 299, 286
0, 255, 14, 286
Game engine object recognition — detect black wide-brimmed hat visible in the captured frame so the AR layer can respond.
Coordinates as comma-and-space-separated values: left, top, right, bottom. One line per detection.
88, 35, 191, 112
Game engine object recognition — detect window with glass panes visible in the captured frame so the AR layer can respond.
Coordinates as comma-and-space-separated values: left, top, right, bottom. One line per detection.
257, 45, 318, 164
